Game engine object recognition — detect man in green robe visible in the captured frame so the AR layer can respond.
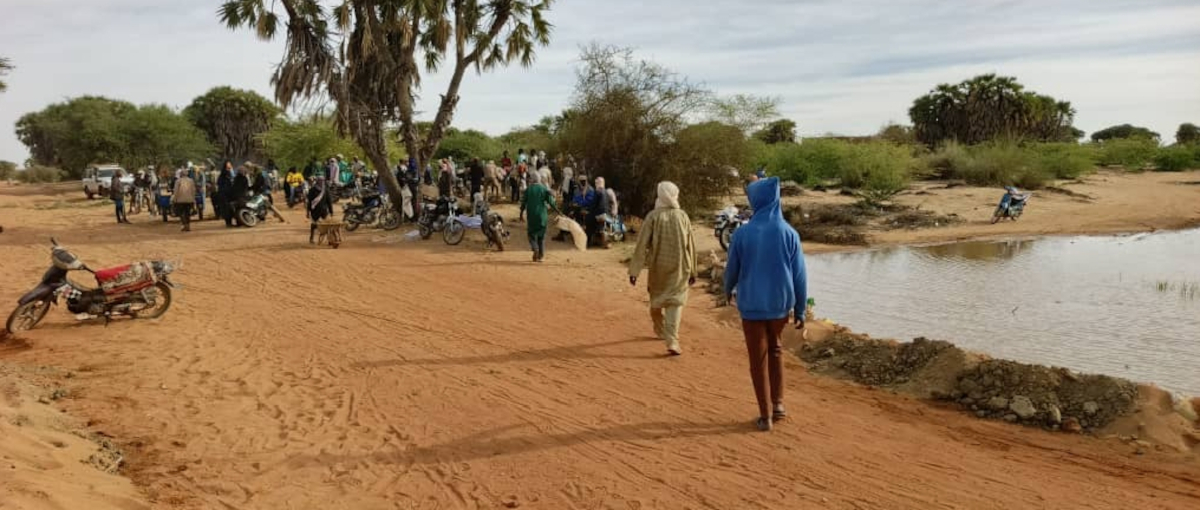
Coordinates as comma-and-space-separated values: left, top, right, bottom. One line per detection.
628, 182, 697, 356
522, 171, 560, 262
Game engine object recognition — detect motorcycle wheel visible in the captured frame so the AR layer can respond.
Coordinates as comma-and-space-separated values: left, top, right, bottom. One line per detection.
238, 208, 259, 227
380, 209, 401, 231
419, 223, 433, 240
131, 282, 172, 319
345, 218, 361, 232
991, 209, 1003, 224
486, 221, 506, 252
718, 226, 733, 252
6, 299, 52, 334
444, 220, 465, 245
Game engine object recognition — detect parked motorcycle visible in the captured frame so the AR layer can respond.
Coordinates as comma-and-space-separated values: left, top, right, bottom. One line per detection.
345, 193, 401, 232
418, 195, 460, 240
443, 196, 508, 249
604, 215, 627, 243
236, 193, 272, 227
992, 186, 1030, 224
714, 206, 751, 251
6, 239, 176, 334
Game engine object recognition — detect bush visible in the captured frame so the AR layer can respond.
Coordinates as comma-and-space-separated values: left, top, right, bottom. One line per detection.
1096, 138, 1159, 170
1153, 146, 1197, 172
958, 143, 1049, 189
1031, 143, 1096, 179
923, 141, 972, 179
17, 166, 64, 183
757, 139, 848, 186
841, 142, 914, 203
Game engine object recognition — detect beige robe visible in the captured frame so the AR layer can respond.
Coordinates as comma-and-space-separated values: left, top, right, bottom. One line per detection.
628, 207, 697, 308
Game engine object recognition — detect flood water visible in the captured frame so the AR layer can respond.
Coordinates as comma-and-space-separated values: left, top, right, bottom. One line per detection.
807, 228, 1200, 395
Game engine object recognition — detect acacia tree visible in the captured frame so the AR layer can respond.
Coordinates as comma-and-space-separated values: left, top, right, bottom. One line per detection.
218, 0, 554, 208
1178, 123, 1200, 145
753, 119, 797, 144
184, 86, 280, 163
708, 94, 780, 135
909, 74, 1077, 146
1090, 124, 1159, 142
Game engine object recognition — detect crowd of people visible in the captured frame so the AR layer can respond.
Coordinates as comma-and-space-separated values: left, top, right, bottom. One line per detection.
109, 159, 287, 230
101, 152, 809, 432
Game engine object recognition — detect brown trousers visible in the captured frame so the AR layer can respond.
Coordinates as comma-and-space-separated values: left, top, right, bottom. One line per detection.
741, 318, 788, 419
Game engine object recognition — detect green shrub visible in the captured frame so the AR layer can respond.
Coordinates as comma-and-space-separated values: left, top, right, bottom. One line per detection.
752, 139, 848, 186
1096, 138, 1159, 170
840, 142, 914, 195
17, 166, 64, 183
1031, 143, 1096, 179
1153, 146, 1197, 172
922, 141, 971, 179
957, 143, 1049, 189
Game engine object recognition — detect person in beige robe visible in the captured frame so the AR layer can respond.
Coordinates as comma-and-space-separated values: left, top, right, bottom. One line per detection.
628, 181, 697, 355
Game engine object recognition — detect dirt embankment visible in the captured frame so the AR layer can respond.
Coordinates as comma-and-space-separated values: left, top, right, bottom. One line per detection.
0, 356, 147, 509
797, 328, 1200, 455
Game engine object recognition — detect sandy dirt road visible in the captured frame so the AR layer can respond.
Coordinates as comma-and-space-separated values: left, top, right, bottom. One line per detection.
1, 179, 1199, 509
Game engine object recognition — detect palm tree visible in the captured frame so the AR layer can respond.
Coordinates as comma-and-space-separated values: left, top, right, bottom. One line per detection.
0, 57, 14, 93
219, 0, 555, 208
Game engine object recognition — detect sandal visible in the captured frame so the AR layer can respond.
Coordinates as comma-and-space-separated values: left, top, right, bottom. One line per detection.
755, 417, 772, 432
772, 404, 787, 422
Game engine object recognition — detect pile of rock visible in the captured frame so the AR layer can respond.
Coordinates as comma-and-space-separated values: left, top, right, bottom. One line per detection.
944, 359, 1138, 431
798, 331, 1141, 433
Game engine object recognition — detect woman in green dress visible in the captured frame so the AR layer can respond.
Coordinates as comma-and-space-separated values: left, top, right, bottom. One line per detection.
521, 171, 560, 262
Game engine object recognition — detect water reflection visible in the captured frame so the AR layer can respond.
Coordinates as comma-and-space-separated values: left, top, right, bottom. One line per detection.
807, 229, 1200, 395
921, 239, 1035, 261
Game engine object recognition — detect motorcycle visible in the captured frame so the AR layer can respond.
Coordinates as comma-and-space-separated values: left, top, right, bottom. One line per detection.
342, 192, 401, 232
714, 206, 751, 251
6, 239, 176, 334
604, 215, 627, 243
992, 186, 1030, 224
418, 195, 460, 241
443, 195, 508, 249
236, 193, 272, 227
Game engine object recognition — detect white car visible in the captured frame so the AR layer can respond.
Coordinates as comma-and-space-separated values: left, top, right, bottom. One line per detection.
82, 164, 132, 199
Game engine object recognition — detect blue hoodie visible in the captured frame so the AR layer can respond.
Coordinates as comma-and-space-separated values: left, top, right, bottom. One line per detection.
724, 177, 808, 321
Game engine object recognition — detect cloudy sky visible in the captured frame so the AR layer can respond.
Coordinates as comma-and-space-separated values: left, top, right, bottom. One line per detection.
1, 0, 1199, 165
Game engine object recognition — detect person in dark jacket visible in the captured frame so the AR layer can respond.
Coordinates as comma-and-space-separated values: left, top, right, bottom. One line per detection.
587, 177, 610, 248
216, 161, 235, 227
469, 158, 485, 208
110, 171, 129, 224
230, 166, 251, 226
307, 176, 333, 243
252, 168, 270, 201
723, 177, 808, 432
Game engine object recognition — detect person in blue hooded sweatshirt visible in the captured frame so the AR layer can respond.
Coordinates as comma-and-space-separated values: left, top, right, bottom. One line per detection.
724, 177, 807, 432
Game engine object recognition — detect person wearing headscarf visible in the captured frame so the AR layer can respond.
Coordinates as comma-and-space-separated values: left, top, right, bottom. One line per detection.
307, 176, 333, 243
189, 163, 207, 221
628, 182, 697, 356
172, 169, 197, 232
520, 170, 562, 262
724, 177, 808, 432
559, 164, 574, 204
216, 161, 235, 227
587, 177, 611, 248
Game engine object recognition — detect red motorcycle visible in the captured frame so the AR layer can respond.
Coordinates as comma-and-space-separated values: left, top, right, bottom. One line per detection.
6, 239, 176, 334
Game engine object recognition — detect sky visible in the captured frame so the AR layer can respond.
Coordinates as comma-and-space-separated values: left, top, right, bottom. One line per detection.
1, 0, 1199, 166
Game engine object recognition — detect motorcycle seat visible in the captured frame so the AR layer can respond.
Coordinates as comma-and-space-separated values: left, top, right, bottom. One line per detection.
94, 264, 132, 284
